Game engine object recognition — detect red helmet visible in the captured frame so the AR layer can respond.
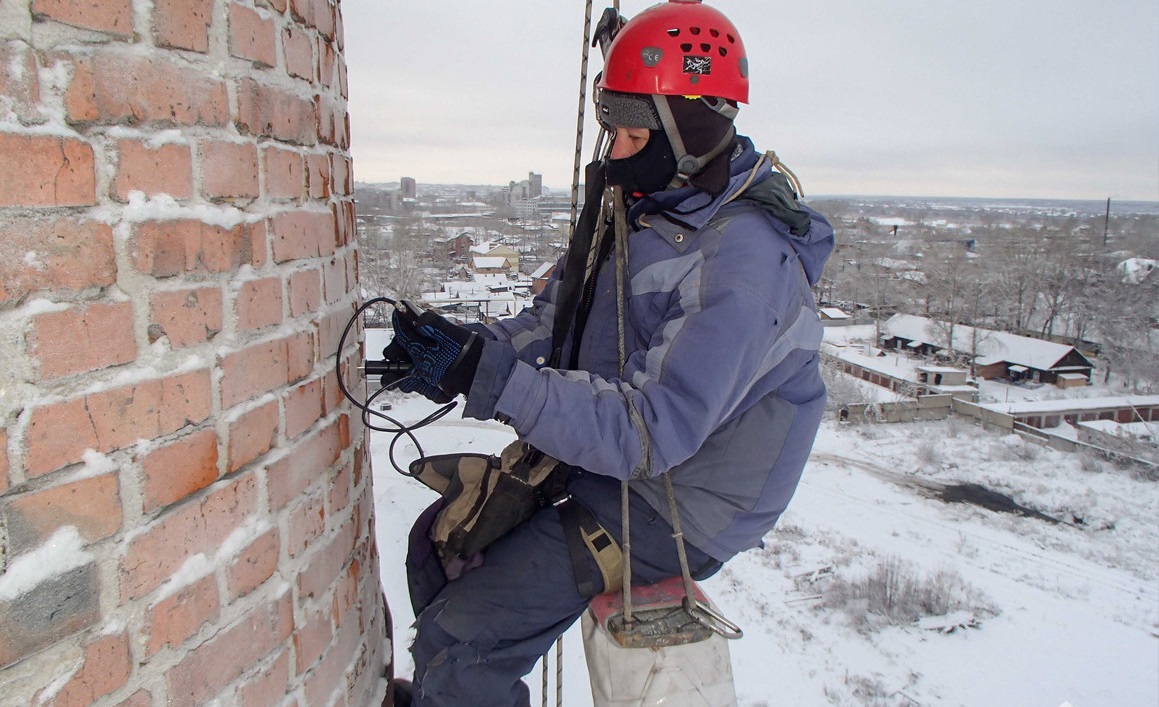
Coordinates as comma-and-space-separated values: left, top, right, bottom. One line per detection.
598, 0, 749, 103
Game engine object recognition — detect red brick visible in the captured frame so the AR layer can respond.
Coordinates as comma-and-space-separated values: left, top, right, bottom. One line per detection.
297, 508, 356, 603
30, 301, 137, 380
248, 219, 270, 268
315, 95, 338, 146
283, 378, 322, 439
58, 52, 98, 123
313, 0, 336, 40
289, 0, 314, 26
24, 370, 211, 478
316, 309, 350, 368
301, 591, 362, 707
318, 37, 337, 89
238, 649, 291, 707
237, 276, 284, 331
201, 140, 259, 200
286, 268, 321, 317
121, 471, 257, 600
322, 256, 348, 305
145, 574, 220, 657
283, 25, 314, 80
332, 199, 353, 246
328, 459, 352, 517
332, 154, 352, 196
65, 50, 229, 127
132, 219, 252, 278
149, 286, 223, 348
219, 339, 290, 409
263, 146, 304, 200
230, 3, 278, 67
142, 429, 219, 512
154, 0, 213, 52
165, 593, 294, 705
350, 432, 366, 487
226, 400, 278, 473
287, 329, 315, 383
0, 217, 114, 305
0, 430, 8, 493
0, 133, 95, 207
330, 561, 360, 629
287, 489, 325, 558
1, 474, 120, 554
113, 139, 193, 201
31, 0, 133, 37
306, 152, 330, 199
0, 42, 40, 123
226, 527, 279, 599
334, 0, 345, 50
37, 631, 132, 707
267, 416, 344, 510
321, 366, 343, 416
293, 605, 332, 673
270, 210, 334, 263
236, 77, 318, 144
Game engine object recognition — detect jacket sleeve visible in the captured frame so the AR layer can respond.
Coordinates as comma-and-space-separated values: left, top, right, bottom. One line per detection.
480, 218, 822, 481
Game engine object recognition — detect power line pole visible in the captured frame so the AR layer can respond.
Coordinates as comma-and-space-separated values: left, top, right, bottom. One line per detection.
1103, 197, 1111, 247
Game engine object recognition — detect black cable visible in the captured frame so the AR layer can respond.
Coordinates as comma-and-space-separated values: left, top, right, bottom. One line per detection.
335, 296, 458, 476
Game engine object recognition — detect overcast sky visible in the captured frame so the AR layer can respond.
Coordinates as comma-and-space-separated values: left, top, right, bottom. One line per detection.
340, 0, 1158, 201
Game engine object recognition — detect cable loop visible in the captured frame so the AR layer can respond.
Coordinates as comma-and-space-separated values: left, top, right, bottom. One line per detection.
335, 297, 459, 476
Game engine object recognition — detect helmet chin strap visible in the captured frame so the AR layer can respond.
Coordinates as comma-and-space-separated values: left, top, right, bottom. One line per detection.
651, 95, 739, 189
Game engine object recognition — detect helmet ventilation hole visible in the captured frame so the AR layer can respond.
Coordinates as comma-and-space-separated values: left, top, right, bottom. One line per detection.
681, 43, 693, 52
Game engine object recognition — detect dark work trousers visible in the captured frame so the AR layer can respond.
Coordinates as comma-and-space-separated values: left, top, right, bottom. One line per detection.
405, 469, 724, 707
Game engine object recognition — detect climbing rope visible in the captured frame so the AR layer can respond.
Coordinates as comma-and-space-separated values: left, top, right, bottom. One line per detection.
568, 0, 596, 237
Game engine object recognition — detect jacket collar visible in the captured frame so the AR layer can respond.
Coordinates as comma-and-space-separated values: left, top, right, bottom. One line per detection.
628, 136, 766, 232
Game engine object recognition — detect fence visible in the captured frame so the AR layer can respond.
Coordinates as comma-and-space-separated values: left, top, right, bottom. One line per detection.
840, 394, 954, 423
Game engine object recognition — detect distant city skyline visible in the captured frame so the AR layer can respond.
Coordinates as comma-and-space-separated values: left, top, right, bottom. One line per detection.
341, 0, 1158, 201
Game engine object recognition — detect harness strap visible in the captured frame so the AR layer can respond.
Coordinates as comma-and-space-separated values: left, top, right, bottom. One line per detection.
558, 498, 624, 598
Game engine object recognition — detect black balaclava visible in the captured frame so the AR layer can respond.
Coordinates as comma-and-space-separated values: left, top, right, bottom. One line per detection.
599, 90, 737, 197
605, 129, 678, 196
659, 94, 738, 196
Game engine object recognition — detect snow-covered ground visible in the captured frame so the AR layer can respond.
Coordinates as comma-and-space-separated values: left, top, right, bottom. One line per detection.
372, 393, 1159, 706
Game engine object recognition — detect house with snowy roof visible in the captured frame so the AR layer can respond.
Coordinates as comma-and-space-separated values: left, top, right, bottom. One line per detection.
471, 256, 511, 276
484, 245, 520, 274
529, 262, 556, 296
819, 307, 853, 326
881, 314, 1094, 387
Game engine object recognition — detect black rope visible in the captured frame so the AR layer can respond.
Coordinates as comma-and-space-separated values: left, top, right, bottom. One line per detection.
334, 296, 458, 476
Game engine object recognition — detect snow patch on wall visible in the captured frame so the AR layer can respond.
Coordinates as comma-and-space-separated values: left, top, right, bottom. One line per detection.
0, 526, 92, 601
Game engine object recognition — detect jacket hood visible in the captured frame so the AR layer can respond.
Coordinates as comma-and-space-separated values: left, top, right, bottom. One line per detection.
629, 135, 835, 286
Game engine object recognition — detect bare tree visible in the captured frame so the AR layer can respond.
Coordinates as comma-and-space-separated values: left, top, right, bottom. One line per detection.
919, 244, 984, 363
989, 229, 1045, 332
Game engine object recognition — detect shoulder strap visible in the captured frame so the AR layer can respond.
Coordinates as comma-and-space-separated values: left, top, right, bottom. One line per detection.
550, 161, 607, 368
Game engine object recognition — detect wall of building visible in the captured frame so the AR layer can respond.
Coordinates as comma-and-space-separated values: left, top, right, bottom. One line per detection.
0, 1, 388, 704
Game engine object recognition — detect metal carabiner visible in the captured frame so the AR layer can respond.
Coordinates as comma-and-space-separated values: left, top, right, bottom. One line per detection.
684, 597, 744, 640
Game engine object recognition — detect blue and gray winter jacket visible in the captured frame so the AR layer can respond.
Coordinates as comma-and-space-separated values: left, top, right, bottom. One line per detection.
463, 137, 835, 562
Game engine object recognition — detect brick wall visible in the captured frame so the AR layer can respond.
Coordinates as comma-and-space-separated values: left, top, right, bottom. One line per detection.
0, 1, 390, 705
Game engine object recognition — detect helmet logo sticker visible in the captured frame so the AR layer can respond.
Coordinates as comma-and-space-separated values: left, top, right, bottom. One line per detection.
682, 55, 712, 75
641, 47, 663, 67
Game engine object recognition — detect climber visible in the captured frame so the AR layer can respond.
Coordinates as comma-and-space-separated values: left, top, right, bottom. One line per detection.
389, 2, 835, 704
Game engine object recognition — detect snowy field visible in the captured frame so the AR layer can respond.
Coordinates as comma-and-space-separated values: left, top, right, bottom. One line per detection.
371, 394, 1159, 706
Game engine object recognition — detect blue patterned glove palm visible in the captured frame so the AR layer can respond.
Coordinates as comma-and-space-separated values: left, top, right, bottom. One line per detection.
391, 301, 483, 403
